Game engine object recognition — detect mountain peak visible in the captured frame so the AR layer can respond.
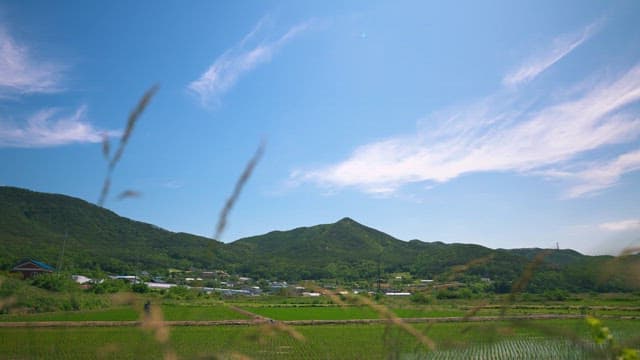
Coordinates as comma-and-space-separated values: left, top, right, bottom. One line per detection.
336, 217, 357, 225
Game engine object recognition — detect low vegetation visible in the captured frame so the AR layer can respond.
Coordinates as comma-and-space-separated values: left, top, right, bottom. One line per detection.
0, 318, 638, 359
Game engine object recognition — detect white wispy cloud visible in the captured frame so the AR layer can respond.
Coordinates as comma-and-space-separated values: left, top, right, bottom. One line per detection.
188, 17, 312, 106
561, 149, 640, 198
293, 63, 640, 197
503, 19, 602, 87
0, 27, 64, 95
163, 180, 184, 189
0, 106, 119, 148
599, 219, 640, 232
0, 25, 119, 149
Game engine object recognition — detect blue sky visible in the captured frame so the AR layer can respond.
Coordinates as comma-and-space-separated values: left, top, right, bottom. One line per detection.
1, 1, 639, 254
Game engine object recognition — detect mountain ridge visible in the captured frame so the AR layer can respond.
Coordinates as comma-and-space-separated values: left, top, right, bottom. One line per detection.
1, 186, 636, 292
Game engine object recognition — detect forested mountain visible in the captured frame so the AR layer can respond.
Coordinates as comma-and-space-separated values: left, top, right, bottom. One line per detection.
0, 186, 236, 273
1, 186, 637, 292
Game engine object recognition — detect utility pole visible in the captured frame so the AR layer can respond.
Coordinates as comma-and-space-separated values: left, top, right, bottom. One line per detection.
57, 228, 67, 272
377, 254, 381, 293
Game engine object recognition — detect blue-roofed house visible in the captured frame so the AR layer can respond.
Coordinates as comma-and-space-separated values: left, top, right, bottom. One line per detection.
11, 259, 56, 279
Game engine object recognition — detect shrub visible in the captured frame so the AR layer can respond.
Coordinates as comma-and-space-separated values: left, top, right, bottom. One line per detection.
410, 292, 432, 304
90, 279, 130, 294
30, 273, 76, 292
543, 289, 569, 301
165, 285, 195, 300
436, 289, 460, 299
131, 282, 150, 293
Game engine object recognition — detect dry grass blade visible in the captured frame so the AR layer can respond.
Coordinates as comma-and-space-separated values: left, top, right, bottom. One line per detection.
620, 335, 640, 350
163, 350, 178, 360
227, 352, 253, 360
97, 85, 159, 206
137, 301, 179, 360
101, 133, 110, 160
97, 177, 111, 207
500, 251, 549, 316
598, 247, 640, 288
448, 254, 494, 281
510, 251, 548, 297
619, 246, 640, 257
462, 301, 489, 321
445, 253, 494, 334
109, 292, 137, 307
303, 282, 348, 307
117, 190, 142, 200
460, 301, 492, 334
355, 294, 437, 351
96, 343, 120, 359
510, 319, 593, 352
214, 141, 265, 240
301, 283, 436, 350
249, 320, 306, 346
0, 295, 16, 310
141, 303, 170, 344
268, 321, 306, 342
109, 85, 160, 170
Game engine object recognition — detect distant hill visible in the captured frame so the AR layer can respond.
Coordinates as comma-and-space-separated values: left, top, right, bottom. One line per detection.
229, 217, 416, 279
508, 248, 585, 265
1, 186, 637, 292
0, 186, 235, 273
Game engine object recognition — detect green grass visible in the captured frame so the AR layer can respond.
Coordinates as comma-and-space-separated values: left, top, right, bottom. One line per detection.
161, 304, 249, 320
3, 301, 635, 323
0, 319, 637, 359
390, 303, 640, 318
0, 307, 139, 322
391, 308, 468, 318
243, 305, 381, 320
0, 304, 250, 322
0, 327, 164, 359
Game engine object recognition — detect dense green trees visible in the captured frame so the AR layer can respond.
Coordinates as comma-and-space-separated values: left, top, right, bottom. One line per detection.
1, 186, 639, 294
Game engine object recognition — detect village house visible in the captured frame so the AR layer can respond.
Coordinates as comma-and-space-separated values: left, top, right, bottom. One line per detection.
11, 259, 55, 279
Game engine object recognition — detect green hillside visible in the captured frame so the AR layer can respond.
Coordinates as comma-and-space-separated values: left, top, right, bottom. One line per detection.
0, 186, 233, 273
1, 186, 637, 293
229, 217, 416, 280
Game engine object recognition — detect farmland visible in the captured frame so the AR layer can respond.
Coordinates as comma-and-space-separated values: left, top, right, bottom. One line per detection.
0, 319, 638, 359
1, 190, 639, 358
5, 296, 638, 323
242, 305, 381, 320
0, 304, 249, 322
1, 296, 639, 359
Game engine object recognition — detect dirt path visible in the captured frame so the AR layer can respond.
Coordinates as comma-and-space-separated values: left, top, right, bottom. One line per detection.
1, 314, 638, 328
227, 304, 271, 321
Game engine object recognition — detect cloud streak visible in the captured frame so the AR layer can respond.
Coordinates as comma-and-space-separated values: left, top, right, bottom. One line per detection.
0, 106, 119, 148
561, 149, 640, 198
293, 63, 640, 197
503, 19, 602, 87
599, 219, 640, 232
188, 17, 311, 106
0, 27, 64, 96
0, 25, 113, 149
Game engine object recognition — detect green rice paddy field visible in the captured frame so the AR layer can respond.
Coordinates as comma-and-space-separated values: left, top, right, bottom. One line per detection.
2, 303, 637, 323
1, 299, 639, 360
0, 304, 248, 322
1, 319, 638, 359
244, 305, 382, 320
245, 305, 640, 320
